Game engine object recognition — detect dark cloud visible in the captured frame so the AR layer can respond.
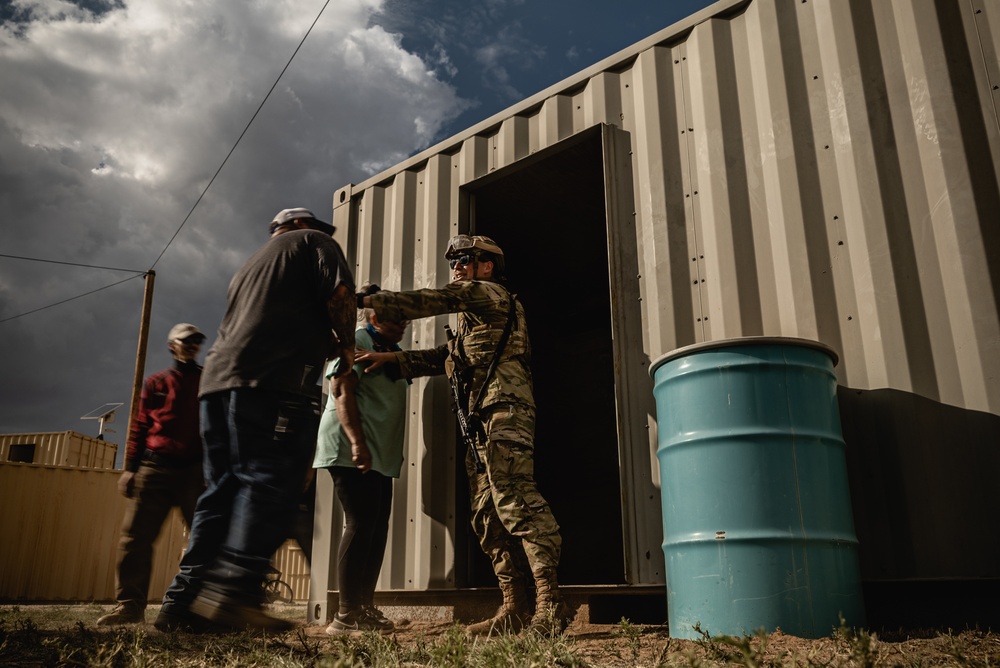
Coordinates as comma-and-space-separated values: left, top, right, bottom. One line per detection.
0, 0, 466, 438
1, 0, 124, 29
1, 0, 713, 442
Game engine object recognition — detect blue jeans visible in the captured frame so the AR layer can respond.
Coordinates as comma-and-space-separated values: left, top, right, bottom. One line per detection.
161, 388, 318, 611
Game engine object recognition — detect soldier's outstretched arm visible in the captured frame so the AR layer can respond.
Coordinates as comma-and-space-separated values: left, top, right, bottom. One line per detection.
357, 344, 448, 380
364, 282, 495, 322
355, 349, 396, 373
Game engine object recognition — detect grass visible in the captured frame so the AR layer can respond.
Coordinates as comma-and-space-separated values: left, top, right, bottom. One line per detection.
1, 604, 998, 667
0, 605, 585, 668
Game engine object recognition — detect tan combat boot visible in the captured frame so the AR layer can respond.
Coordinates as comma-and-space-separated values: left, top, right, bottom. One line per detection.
527, 570, 570, 636
466, 581, 531, 636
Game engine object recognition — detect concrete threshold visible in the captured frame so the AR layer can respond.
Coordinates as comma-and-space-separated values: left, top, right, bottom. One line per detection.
344, 584, 668, 625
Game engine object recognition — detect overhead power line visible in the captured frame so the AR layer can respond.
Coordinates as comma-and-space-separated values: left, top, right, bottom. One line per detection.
0, 253, 145, 273
0, 273, 146, 324
150, 0, 333, 270
1, 0, 332, 325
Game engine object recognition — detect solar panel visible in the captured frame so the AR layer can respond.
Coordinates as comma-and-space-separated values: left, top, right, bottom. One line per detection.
80, 402, 124, 421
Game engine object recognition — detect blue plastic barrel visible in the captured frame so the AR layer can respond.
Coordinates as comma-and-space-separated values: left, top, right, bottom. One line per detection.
649, 337, 864, 639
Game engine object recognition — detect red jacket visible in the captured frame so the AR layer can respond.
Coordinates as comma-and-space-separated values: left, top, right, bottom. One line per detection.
125, 360, 202, 471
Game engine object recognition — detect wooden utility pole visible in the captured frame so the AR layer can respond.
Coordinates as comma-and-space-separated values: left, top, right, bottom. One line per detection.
124, 270, 155, 455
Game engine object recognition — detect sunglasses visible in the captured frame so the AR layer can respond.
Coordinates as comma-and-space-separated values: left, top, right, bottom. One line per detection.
448, 254, 479, 269
179, 335, 205, 345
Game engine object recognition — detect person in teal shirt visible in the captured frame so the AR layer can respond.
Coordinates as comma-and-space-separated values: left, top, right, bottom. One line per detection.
314, 284, 410, 636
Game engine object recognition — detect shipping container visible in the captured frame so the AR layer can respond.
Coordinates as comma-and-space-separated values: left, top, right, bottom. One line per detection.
312, 0, 1000, 629
0, 461, 310, 602
0, 431, 117, 470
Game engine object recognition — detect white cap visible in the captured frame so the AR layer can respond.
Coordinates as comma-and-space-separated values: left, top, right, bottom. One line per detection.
167, 323, 205, 343
269, 207, 335, 235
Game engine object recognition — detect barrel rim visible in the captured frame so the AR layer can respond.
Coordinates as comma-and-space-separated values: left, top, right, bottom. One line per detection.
648, 336, 840, 378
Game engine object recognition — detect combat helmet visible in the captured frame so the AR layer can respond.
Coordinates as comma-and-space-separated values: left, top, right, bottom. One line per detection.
445, 234, 504, 258
445, 234, 505, 280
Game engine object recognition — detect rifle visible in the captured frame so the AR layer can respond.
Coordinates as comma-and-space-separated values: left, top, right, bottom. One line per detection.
445, 324, 486, 474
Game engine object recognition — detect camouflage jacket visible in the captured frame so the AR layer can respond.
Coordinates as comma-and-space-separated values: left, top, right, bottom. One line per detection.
369, 280, 534, 411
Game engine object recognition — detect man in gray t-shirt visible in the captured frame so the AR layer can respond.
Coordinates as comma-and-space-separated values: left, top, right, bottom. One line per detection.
156, 207, 355, 634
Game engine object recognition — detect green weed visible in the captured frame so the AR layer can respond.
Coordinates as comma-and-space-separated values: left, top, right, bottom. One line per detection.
426, 623, 469, 667
688, 622, 770, 667
612, 617, 643, 662
833, 615, 882, 668
476, 626, 587, 667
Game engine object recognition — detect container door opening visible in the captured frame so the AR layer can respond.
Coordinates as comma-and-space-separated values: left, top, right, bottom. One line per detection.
457, 128, 626, 587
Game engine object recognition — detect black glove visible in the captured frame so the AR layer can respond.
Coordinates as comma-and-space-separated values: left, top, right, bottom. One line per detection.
356, 283, 381, 308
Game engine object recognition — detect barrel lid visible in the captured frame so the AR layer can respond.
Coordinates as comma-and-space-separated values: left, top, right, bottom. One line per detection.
648, 336, 840, 378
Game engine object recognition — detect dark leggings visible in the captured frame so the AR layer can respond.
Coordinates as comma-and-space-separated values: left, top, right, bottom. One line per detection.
329, 466, 393, 611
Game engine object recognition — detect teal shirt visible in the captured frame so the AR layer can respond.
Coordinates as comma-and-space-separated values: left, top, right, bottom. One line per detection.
313, 327, 407, 477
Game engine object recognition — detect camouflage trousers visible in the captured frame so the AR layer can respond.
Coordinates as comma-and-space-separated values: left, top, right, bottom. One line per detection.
466, 402, 562, 585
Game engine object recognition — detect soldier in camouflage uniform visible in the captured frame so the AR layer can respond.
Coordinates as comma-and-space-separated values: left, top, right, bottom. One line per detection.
357, 235, 568, 636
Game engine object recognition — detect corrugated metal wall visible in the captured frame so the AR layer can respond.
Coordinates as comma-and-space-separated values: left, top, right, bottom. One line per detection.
0, 464, 186, 601
0, 431, 118, 469
326, 0, 1000, 591
0, 462, 310, 602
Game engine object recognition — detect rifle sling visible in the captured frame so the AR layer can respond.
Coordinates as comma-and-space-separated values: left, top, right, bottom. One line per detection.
466, 292, 518, 419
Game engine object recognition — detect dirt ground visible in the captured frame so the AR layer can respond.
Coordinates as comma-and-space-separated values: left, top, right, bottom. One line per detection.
4, 603, 998, 666
295, 608, 1000, 666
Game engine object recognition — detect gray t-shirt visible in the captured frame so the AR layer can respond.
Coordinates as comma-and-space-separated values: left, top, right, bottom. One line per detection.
200, 229, 354, 398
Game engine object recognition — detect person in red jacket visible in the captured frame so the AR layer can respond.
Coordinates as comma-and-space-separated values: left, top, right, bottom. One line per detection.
97, 323, 207, 626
